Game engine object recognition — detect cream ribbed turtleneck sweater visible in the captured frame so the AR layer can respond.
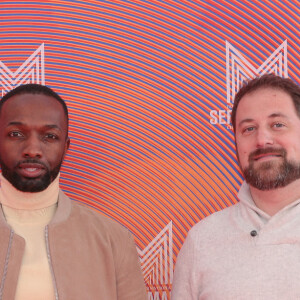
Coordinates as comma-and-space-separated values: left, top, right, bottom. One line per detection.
0, 174, 59, 300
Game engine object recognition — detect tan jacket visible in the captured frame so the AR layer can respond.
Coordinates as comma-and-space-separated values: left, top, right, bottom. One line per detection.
0, 190, 147, 300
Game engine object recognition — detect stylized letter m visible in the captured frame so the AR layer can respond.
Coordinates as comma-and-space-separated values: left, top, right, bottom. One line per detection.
0, 43, 45, 96
137, 221, 173, 285
226, 40, 288, 104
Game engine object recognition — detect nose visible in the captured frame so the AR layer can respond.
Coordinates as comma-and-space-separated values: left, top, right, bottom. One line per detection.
256, 128, 274, 148
22, 134, 42, 158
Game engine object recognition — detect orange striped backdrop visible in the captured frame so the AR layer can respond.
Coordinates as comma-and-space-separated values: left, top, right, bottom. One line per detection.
0, 1, 298, 299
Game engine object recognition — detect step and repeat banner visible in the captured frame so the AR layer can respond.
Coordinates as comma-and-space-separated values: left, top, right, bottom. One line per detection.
0, 1, 299, 299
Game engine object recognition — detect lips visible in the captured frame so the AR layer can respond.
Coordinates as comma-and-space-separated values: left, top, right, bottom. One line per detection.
248, 147, 287, 164
253, 153, 282, 161
18, 163, 46, 178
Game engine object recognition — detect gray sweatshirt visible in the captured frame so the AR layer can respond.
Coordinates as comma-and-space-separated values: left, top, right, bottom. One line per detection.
171, 181, 300, 300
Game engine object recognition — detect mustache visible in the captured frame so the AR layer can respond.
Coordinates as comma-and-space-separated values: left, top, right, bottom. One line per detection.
16, 159, 48, 169
248, 147, 286, 162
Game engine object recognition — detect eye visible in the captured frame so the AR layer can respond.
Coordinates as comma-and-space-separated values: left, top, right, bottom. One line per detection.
242, 126, 255, 134
8, 131, 23, 138
272, 122, 285, 129
44, 133, 59, 140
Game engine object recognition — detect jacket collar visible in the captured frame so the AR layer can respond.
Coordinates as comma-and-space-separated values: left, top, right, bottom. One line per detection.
49, 190, 72, 225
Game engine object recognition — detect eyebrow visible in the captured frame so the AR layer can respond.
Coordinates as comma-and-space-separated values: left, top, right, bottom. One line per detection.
44, 124, 61, 131
269, 113, 288, 119
7, 121, 23, 126
237, 112, 289, 128
7, 122, 62, 131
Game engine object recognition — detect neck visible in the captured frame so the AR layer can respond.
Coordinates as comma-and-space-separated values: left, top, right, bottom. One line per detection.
249, 179, 300, 216
0, 174, 60, 210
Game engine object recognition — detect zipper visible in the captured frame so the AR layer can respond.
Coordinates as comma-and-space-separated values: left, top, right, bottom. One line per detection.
45, 225, 59, 300
0, 229, 14, 300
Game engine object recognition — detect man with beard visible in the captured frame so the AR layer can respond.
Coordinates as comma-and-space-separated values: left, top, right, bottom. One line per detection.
171, 74, 300, 299
0, 84, 146, 300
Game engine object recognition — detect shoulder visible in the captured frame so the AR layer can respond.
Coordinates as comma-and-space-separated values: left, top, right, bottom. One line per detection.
175, 203, 242, 271
186, 203, 241, 248
56, 190, 132, 242
55, 193, 138, 263
192, 202, 240, 231
70, 200, 131, 238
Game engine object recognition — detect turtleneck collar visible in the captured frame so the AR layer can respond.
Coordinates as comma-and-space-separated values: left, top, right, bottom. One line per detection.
0, 173, 60, 210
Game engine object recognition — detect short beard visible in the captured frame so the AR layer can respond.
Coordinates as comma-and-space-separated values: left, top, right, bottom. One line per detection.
0, 159, 62, 193
242, 148, 300, 191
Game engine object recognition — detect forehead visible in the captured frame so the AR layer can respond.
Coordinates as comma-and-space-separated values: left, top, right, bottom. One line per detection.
0, 93, 67, 129
236, 87, 296, 122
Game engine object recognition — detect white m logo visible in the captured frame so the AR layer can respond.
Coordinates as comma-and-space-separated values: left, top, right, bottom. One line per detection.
226, 40, 288, 104
137, 221, 173, 285
0, 43, 45, 96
